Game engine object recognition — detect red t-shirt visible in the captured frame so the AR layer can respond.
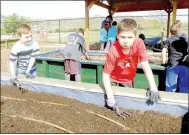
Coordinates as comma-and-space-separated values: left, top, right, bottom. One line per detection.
104, 38, 148, 84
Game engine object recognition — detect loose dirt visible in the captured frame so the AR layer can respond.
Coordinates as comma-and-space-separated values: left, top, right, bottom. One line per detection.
53, 53, 162, 64
1, 85, 183, 133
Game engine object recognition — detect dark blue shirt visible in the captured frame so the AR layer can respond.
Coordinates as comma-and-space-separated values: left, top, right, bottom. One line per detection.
163, 34, 188, 66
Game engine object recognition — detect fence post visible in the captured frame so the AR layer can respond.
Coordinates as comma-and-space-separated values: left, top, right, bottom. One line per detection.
160, 31, 164, 49
59, 19, 61, 43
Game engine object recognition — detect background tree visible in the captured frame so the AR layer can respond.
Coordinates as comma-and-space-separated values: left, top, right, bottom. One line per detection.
2, 13, 30, 34
148, 10, 167, 30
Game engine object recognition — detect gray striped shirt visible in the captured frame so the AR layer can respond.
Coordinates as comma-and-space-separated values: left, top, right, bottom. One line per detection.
9, 40, 40, 74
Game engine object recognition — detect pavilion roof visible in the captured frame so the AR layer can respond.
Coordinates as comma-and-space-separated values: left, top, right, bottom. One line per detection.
89, 0, 188, 12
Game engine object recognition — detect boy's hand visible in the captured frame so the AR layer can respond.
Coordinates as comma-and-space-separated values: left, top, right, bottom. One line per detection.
146, 89, 161, 105
25, 73, 35, 79
105, 104, 131, 119
86, 56, 91, 60
106, 97, 131, 119
113, 105, 131, 119
183, 55, 189, 62
161, 63, 168, 67
10, 77, 17, 85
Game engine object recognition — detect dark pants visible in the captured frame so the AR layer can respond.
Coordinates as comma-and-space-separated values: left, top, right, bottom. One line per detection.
111, 82, 134, 88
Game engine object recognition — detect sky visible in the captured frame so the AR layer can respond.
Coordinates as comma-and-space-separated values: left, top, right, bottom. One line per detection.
1, 1, 188, 22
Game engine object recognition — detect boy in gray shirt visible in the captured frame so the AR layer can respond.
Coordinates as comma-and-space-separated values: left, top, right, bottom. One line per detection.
9, 24, 40, 85
63, 28, 89, 82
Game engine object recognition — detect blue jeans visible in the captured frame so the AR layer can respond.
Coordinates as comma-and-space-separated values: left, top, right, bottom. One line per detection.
100, 41, 107, 50
165, 65, 188, 93
111, 82, 134, 88
104, 40, 114, 51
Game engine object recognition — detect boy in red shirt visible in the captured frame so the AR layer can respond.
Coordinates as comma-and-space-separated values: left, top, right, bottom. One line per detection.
103, 19, 161, 118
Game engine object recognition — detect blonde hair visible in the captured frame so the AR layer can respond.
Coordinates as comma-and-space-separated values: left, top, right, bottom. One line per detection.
17, 24, 31, 37
170, 20, 182, 35
117, 19, 137, 35
77, 28, 84, 36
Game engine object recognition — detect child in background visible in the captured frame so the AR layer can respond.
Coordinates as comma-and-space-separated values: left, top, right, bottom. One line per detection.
103, 19, 161, 118
9, 24, 40, 84
100, 23, 109, 50
105, 21, 118, 51
139, 33, 148, 47
161, 20, 188, 93
63, 28, 89, 82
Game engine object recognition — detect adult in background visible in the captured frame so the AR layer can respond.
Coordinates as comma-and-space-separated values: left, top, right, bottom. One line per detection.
161, 20, 188, 93
100, 23, 109, 50
104, 21, 118, 51
101, 15, 112, 29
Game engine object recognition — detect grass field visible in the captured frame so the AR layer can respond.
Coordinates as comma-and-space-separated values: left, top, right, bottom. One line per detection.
1, 15, 188, 48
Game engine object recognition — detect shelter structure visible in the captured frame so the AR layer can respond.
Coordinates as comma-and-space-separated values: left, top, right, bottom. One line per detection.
84, 0, 188, 49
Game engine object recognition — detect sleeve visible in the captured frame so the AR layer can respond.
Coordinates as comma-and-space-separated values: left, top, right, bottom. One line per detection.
103, 50, 116, 75
9, 44, 18, 61
101, 20, 105, 29
163, 39, 169, 49
31, 41, 40, 57
137, 40, 148, 62
80, 38, 87, 54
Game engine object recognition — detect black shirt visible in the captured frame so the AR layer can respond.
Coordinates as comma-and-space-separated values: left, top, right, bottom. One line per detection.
163, 34, 188, 66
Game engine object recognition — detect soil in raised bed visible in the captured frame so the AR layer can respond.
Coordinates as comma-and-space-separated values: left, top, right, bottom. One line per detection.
53, 53, 162, 65
1, 85, 184, 133
53, 42, 164, 64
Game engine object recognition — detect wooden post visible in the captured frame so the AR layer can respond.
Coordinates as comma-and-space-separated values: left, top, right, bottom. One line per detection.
165, 2, 172, 38
169, 0, 180, 24
167, 12, 171, 38
172, 0, 177, 23
85, 0, 90, 50
5, 40, 8, 49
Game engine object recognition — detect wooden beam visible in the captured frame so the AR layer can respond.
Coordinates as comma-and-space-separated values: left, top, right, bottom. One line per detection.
113, 1, 169, 11
108, 8, 112, 16
112, 2, 135, 9
85, 0, 90, 50
107, 0, 112, 5
94, 1, 110, 9
87, 0, 98, 10
111, 7, 120, 15
136, 0, 141, 10
177, 0, 188, 8
115, 1, 167, 12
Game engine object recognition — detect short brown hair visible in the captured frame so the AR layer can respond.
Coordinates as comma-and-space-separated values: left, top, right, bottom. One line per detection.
117, 19, 137, 35
77, 28, 84, 35
17, 24, 31, 37
170, 20, 182, 35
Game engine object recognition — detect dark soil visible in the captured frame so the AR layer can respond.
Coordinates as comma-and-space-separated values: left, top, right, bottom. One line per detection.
89, 43, 101, 50
54, 43, 162, 64
53, 54, 161, 65
54, 54, 106, 61
1, 85, 183, 133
